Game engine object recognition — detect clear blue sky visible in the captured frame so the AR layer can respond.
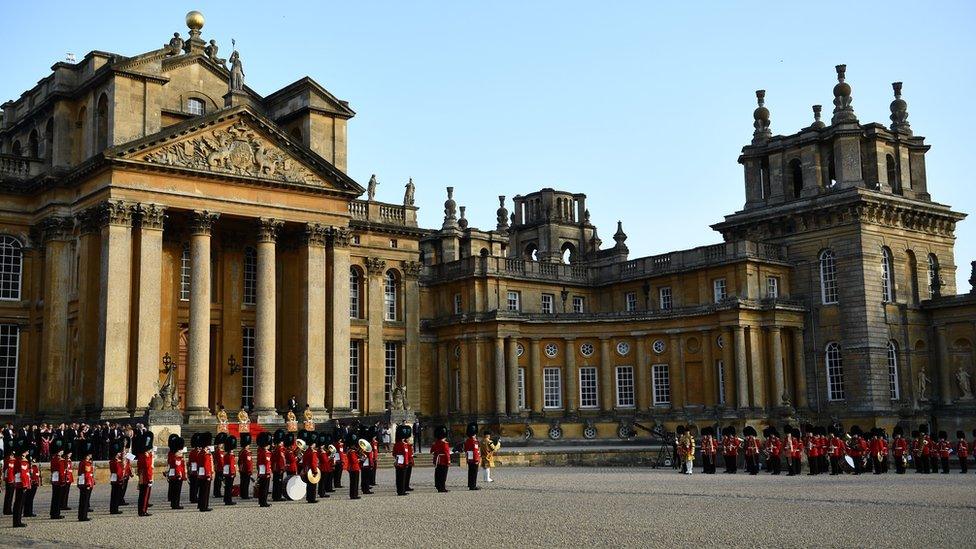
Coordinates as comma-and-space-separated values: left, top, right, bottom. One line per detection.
4, 1, 975, 288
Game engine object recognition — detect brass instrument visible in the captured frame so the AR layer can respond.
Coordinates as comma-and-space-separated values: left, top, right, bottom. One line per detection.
327, 444, 337, 454
305, 468, 321, 485
358, 439, 372, 453
295, 439, 307, 453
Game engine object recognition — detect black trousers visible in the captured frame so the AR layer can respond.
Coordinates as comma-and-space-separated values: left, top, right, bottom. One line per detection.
77, 486, 91, 521
333, 464, 343, 488
872, 456, 883, 474
223, 476, 235, 504
921, 454, 931, 473
961, 456, 969, 473
120, 478, 129, 504
348, 471, 360, 499
240, 474, 251, 499
435, 465, 448, 491
169, 479, 183, 508
110, 483, 122, 513
61, 480, 71, 509
272, 472, 283, 501
830, 456, 841, 475
405, 466, 413, 490
24, 485, 36, 517
188, 476, 198, 503
723, 455, 737, 473
137, 483, 151, 516
257, 477, 270, 506
12, 486, 24, 526
318, 472, 333, 496
395, 467, 406, 495
361, 468, 371, 494
941, 457, 950, 474
197, 479, 211, 511
702, 454, 715, 474
745, 455, 758, 475
3, 482, 13, 514
305, 476, 317, 503
769, 456, 781, 475
214, 473, 223, 497
467, 462, 478, 489
50, 484, 64, 517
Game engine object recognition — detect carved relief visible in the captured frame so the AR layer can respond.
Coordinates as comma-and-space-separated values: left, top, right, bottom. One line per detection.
402, 260, 423, 279
141, 120, 320, 186
365, 257, 386, 275
303, 223, 328, 247
330, 226, 351, 248
96, 200, 135, 227
137, 203, 166, 230
257, 218, 283, 243
190, 210, 220, 235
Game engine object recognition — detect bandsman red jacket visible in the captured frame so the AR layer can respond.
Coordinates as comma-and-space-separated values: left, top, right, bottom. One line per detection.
63, 457, 74, 485
256, 447, 272, 478
722, 437, 740, 456
285, 448, 298, 475
744, 436, 760, 456
15, 457, 29, 488
393, 440, 410, 469
346, 448, 361, 473
302, 448, 319, 474
110, 456, 125, 484
272, 445, 286, 473
406, 443, 415, 466
223, 452, 237, 477
337, 441, 347, 468
29, 462, 40, 488
188, 448, 199, 478
893, 438, 909, 458
700, 436, 718, 456
200, 451, 214, 481
137, 452, 153, 486
169, 453, 187, 481
957, 438, 970, 459
767, 437, 782, 458
828, 436, 846, 458
319, 447, 333, 474
430, 439, 451, 467
78, 459, 95, 489
4, 455, 16, 484
239, 448, 253, 476
937, 440, 951, 459
463, 436, 481, 464
49, 455, 62, 485
214, 448, 225, 476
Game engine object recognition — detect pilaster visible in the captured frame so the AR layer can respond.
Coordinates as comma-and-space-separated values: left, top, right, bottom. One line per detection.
327, 227, 351, 414
96, 200, 135, 418
134, 203, 165, 414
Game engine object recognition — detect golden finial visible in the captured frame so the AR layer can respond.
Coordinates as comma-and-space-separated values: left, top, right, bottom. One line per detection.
186, 11, 205, 31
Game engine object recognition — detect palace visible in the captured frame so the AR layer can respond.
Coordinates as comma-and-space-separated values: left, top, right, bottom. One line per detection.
1, 12, 974, 439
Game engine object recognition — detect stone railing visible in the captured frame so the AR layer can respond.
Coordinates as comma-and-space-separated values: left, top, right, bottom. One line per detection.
0, 154, 42, 180
348, 199, 417, 227
424, 240, 788, 285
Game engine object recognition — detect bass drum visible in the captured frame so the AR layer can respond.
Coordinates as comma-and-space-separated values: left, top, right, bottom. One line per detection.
285, 475, 306, 500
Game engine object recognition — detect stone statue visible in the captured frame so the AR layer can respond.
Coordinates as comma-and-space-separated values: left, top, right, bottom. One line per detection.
367, 174, 378, 201
166, 32, 184, 56
149, 359, 180, 411
229, 50, 245, 92
917, 367, 932, 401
285, 410, 298, 432
237, 409, 250, 429
216, 405, 229, 433
956, 367, 973, 400
204, 39, 225, 66
403, 178, 415, 206
302, 406, 315, 430
390, 384, 408, 411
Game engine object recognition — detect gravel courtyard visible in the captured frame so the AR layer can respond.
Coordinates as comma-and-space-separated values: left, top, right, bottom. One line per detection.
0, 467, 973, 548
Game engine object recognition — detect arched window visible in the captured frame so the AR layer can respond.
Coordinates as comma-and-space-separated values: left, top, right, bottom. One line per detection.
186, 98, 205, 116
27, 130, 39, 158
95, 93, 109, 151
789, 158, 803, 198
825, 342, 845, 401
74, 106, 87, 162
906, 250, 919, 304
0, 236, 24, 300
10, 141, 21, 157
349, 267, 362, 319
881, 247, 894, 303
524, 242, 538, 261
927, 253, 940, 297
819, 249, 838, 304
887, 340, 900, 400
886, 154, 900, 194
383, 270, 398, 321
242, 247, 256, 305
560, 242, 577, 264
179, 243, 191, 301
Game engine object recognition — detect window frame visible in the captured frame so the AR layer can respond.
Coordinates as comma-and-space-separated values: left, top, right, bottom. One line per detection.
881, 247, 894, 303
384, 271, 398, 321
241, 326, 255, 410
578, 366, 598, 409
625, 292, 637, 312
179, 243, 191, 301
0, 236, 23, 301
543, 367, 562, 409
825, 342, 845, 401
517, 367, 526, 410
349, 267, 362, 319
541, 293, 554, 314
453, 293, 462, 315
766, 276, 779, 299
186, 97, 206, 116
572, 295, 584, 313
713, 278, 727, 303
0, 324, 20, 413
384, 341, 398, 405
651, 364, 671, 406
819, 249, 838, 304
716, 359, 726, 405
507, 290, 521, 312
615, 365, 635, 408
349, 340, 360, 411
243, 247, 257, 306
659, 286, 672, 311
887, 340, 900, 400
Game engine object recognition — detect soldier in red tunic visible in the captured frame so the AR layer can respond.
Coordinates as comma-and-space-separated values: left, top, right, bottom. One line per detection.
827, 428, 846, 475
197, 433, 214, 512
167, 435, 187, 509
936, 431, 951, 474
919, 424, 933, 474
404, 429, 416, 492
10, 439, 28, 527
742, 426, 760, 475
721, 426, 741, 474
954, 430, 969, 474
238, 433, 253, 500
891, 427, 909, 474
302, 435, 320, 503
317, 433, 334, 498
24, 448, 40, 518
134, 432, 154, 517
48, 438, 66, 519
213, 432, 226, 499
463, 422, 481, 490
393, 425, 412, 496
256, 432, 273, 507
76, 440, 95, 522
431, 425, 451, 492
284, 433, 299, 489
700, 427, 718, 474
188, 433, 200, 504
3, 438, 16, 516
271, 429, 286, 501
346, 433, 362, 500
109, 441, 125, 514
120, 439, 133, 507
222, 436, 238, 506
869, 429, 886, 475
766, 427, 783, 475
335, 437, 347, 489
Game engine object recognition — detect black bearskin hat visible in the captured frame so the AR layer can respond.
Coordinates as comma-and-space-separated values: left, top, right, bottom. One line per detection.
51, 437, 65, 455
396, 425, 412, 441
215, 432, 227, 447
198, 431, 213, 448
893, 426, 904, 437
918, 424, 929, 435
257, 432, 272, 448
702, 426, 715, 437
850, 425, 863, 437
676, 425, 687, 435
910, 430, 919, 438
239, 432, 251, 448
284, 432, 295, 447
768, 426, 779, 438
466, 422, 478, 437
957, 430, 965, 439
434, 425, 449, 439
224, 435, 237, 452
318, 433, 331, 447
168, 434, 185, 453
297, 429, 310, 443
815, 426, 827, 436
346, 431, 359, 447
273, 429, 286, 445
761, 427, 770, 438
743, 426, 757, 437
938, 430, 948, 440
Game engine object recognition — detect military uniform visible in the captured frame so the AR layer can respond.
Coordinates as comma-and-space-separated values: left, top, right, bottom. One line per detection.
76, 442, 95, 522
346, 435, 362, 500
463, 423, 481, 490
256, 432, 273, 507
109, 443, 125, 514
742, 427, 760, 475
238, 433, 253, 500
958, 431, 970, 474
318, 433, 334, 497
24, 451, 39, 518
302, 438, 320, 503
431, 425, 451, 492
936, 431, 951, 474
393, 426, 411, 495
721, 426, 740, 474
197, 433, 214, 512
11, 440, 28, 527
187, 435, 200, 504
167, 435, 187, 509
222, 436, 238, 505
699, 428, 718, 474
134, 432, 154, 517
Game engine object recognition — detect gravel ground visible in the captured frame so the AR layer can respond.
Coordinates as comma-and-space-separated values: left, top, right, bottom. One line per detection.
0, 467, 973, 548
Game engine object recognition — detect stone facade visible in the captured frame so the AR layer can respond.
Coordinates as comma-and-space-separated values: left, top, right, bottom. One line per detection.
0, 15, 973, 439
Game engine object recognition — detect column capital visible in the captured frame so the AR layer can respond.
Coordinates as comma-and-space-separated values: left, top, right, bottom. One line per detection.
37, 215, 74, 242
365, 257, 386, 276
73, 208, 101, 236
190, 210, 220, 235
401, 260, 423, 279
768, 325, 782, 334
96, 200, 135, 228
330, 226, 352, 248
257, 218, 284, 243
136, 203, 166, 231
302, 222, 329, 247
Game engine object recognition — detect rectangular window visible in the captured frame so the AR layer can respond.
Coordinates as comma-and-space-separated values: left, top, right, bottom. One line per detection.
517, 367, 526, 410
543, 367, 562, 409
390, 239, 398, 249
0, 325, 20, 412
241, 326, 255, 410
243, 248, 256, 306
352, 234, 361, 245
507, 291, 521, 312
384, 274, 397, 321
713, 278, 727, 303
766, 276, 779, 299
384, 341, 398, 405
349, 340, 360, 411
453, 293, 462, 315
652, 364, 671, 405
572, 296, 584, 313
541, 293, 554, 314
578, 367, 598, 409
179, 244, 191, 301
615, 366, 635, 408
716, 359, 726, 405
659, 287, 672, 311
0, 240, 22, 301
625, 292, 637, 312
349, 270, 360, 319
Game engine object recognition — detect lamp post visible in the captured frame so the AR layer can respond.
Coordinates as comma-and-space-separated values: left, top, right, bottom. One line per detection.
161, 352, 174, 374
228, 354, 240, 375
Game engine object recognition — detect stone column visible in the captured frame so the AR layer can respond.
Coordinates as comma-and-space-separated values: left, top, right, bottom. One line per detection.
733, 325, 748, 409
749, 326, 766, 408
186, 210, 219, 421
937, 325, 952, 405
438, 342, 450, 416
721, 328, 735, 406
792, 328, 808, 408
507, 336, 519, 414
254, 218, 282, 420
564, 337, 577, 412
301, 224, 327, 414
134, 204, 165, 414
530, 339, 543, 412
328, 227, 351, 413
403, 261, 423, 408
96, 201, 134, 418
635, 337, 650, 410
472, 337, 483, 413
365, 256, 387, 413
37, 217, 73, 415
669, 334, 684, 408
769, 326, 785, 407
702, 330, 714, 407
599, 338, 613, 410
494, 337, 506, 415
458, 339, 470, 412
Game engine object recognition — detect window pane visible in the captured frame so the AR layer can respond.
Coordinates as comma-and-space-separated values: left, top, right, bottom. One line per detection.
0, 237, 23, 301
241, 326, 255, 410
349, 340, 360, 410
543, 367, 562, 409
615, 366, 635, 407
243, 247, 256, 306
0, 325, 19, 412
652, 364, 670, 405
384, 341, 398, 404
825, 342, 845, 401
579, 367, 598, 408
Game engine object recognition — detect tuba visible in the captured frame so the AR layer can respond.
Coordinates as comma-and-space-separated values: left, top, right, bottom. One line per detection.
358, 439, 372, 453
295, 439, 307, 453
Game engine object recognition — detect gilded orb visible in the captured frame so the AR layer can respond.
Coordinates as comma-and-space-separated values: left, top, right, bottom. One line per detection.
186, 11, 205, 31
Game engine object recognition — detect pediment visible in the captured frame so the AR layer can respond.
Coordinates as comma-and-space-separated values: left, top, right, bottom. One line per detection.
115, 110, 360, 194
